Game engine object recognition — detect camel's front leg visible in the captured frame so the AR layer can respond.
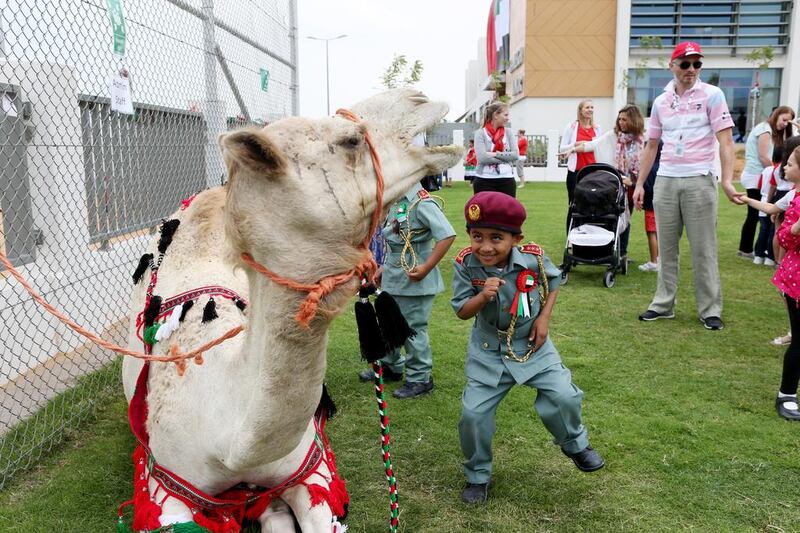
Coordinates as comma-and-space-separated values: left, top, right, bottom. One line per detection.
277, 483, 334, 533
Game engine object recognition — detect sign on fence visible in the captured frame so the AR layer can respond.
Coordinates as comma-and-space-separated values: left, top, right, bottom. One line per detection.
106, 0, 127, 57
260, 68, 270, 92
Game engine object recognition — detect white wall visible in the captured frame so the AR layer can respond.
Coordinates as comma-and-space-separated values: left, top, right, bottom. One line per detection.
510, 96, 615, 138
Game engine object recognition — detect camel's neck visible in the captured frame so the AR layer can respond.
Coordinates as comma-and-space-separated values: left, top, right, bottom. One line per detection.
224, 268, 348, 467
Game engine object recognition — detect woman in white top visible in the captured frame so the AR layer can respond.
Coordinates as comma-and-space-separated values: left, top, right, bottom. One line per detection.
559, 100, 601, 231
472, 101, 519, 197
737, 105, 795, 257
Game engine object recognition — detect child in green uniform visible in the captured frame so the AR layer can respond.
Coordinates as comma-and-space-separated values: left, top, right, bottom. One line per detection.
358, 181, 456, 399
451, 191, 604, 504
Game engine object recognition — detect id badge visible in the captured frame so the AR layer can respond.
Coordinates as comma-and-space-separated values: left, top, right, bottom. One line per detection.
675, 140, 685, 157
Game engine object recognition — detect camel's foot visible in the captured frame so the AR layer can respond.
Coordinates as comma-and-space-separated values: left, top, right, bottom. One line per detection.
259, 498, 298, 532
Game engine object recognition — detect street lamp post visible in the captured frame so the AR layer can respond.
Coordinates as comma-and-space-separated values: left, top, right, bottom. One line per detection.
307, 34, 347, 115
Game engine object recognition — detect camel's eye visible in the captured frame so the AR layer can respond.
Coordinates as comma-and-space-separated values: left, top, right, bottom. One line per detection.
338, 135, 362, 149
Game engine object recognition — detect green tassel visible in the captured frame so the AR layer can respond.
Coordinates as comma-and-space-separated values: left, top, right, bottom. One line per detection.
169, 522, 213, 533
116, 517, 132, 533
143, 323, 161, 345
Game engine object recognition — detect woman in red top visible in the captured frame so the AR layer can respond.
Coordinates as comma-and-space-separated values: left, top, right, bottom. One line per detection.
772, 145, 800, 420
559, 100, 601, 232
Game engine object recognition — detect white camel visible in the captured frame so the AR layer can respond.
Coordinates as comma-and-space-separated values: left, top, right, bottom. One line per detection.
122, 89, 462, 532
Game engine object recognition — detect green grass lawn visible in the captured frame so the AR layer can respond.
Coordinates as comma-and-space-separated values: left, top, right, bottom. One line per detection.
1, 181, 799, 532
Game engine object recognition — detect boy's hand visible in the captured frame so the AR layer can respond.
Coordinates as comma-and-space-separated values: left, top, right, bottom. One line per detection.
407, 265, 430, 282
482, 277, 505, 302
372, 267, 383, 288
528, 316, 549, 352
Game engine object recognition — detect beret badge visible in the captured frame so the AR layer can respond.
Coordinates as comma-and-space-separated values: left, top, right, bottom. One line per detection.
467, 203, 481, 221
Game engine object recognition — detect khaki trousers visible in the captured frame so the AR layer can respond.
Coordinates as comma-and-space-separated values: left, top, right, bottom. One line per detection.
649, 174, 722, 319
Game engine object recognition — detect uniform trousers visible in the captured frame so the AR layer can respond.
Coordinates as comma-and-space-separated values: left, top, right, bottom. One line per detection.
459, 362, 588, 484
649, 174, 722, 319
381, 294, 435, 383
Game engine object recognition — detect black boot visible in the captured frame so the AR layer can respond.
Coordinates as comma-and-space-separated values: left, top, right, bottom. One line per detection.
462, 482, 489, 504
392, 379, 434, 399
562, 445, 605, 472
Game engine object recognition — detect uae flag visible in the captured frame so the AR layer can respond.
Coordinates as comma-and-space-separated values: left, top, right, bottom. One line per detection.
486, 0, 509, 75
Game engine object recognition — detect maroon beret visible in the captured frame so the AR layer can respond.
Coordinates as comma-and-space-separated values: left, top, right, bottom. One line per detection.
464, 191, 526, 234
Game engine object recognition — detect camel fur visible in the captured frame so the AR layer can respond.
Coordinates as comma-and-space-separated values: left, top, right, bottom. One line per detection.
122, 89, 462, 532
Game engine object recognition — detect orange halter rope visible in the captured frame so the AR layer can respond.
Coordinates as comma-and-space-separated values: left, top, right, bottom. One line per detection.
0, 108, 385, 369
240, 108, 384, 327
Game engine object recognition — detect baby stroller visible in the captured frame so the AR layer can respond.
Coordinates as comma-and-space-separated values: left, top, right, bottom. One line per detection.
561, 163, 628, 288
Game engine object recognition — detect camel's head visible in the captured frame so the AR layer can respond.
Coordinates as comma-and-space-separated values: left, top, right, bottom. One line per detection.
219, 88, 462, 278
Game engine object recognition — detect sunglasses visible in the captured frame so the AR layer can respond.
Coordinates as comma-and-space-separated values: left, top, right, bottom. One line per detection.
676, 60, 703, 70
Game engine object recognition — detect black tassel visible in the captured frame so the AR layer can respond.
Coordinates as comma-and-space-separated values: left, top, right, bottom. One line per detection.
202, 298, 218, 323
374, 291, 415, 349
235, 298, 247, 311
319, 383, 337, 419
143, 296, 163, 328
132, 253, 153, 285
157, 219, 181, 254
179, 299, 194, 322
354, 297, 386, 363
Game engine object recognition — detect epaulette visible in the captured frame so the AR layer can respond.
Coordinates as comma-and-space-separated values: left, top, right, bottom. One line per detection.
520, 242, 543, 256
454, 246, 473, 265
417, 189, 430, 200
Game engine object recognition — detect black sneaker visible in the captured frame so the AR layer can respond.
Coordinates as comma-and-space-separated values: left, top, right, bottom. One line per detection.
638, 309, 675, 321
562, 446, 605, 472
462, 482, 490, 504
392, 379, 434, 399
776, 396, 800, 421
358, 367, 403, 382
700, 316, 724, 330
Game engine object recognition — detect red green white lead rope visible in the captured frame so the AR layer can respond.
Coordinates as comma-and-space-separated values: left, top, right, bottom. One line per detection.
372, 361, 400, 532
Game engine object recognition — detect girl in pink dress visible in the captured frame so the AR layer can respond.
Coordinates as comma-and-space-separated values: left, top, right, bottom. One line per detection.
772, 146, 800, 420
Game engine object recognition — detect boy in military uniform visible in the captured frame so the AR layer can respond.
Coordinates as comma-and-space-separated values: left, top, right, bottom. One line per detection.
358, 181, 456, 399
451, 191, 604, 504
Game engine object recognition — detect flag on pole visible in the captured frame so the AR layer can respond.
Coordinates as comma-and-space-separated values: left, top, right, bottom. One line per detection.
486, 0, 497, 74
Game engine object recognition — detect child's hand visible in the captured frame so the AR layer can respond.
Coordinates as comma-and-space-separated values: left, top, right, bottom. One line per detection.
406, 265, 429, 282
792, 219, 800, 235
482, 277, 505, 302
528, 316, 549, 352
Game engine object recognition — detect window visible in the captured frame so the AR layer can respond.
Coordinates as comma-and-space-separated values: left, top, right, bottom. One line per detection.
630, 1, 791, 50
627, 68, 782, 128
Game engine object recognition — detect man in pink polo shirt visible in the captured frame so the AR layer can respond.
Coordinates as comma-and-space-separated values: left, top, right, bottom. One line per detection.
633, 41, 740, 331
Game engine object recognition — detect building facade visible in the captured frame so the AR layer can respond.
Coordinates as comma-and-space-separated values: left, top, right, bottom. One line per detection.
462, 0, 800, 139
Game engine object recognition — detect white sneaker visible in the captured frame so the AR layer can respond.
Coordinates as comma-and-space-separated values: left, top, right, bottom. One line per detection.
765, 258, 776, 266
771, 332, 792, 346
638, 261, 659, 272
753, 256, 764, 265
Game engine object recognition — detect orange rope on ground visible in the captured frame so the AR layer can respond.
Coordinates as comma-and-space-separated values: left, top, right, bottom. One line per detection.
0, 250, 244, 365
240, 108, 385, 328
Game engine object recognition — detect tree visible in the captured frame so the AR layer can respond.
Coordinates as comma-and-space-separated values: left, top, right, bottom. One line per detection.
743, 46, 775, 133
380, 54, 424, 89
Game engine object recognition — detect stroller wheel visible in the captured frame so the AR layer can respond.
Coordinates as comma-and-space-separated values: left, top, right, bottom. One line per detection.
603, 271, 615, 288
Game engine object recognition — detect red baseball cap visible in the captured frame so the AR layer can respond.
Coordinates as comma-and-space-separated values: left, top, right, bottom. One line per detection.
671, 41, 704, 61
464, 191, 526, 234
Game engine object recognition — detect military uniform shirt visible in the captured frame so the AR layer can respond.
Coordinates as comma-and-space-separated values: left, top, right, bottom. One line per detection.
381, 182, 456, 296
451, 245, 564, 387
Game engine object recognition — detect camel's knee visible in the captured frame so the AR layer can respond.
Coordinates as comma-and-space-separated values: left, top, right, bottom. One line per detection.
259, 498, 297, 533
147, 477, 194, 526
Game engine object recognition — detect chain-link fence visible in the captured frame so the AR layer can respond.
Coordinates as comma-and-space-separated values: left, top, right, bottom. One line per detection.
0, 0, 297, 489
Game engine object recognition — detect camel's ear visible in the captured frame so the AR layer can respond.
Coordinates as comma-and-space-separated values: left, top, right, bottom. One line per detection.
219, 128, 287, 179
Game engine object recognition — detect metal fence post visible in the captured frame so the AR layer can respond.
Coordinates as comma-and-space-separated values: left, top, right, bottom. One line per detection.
202, 0, 225, 188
